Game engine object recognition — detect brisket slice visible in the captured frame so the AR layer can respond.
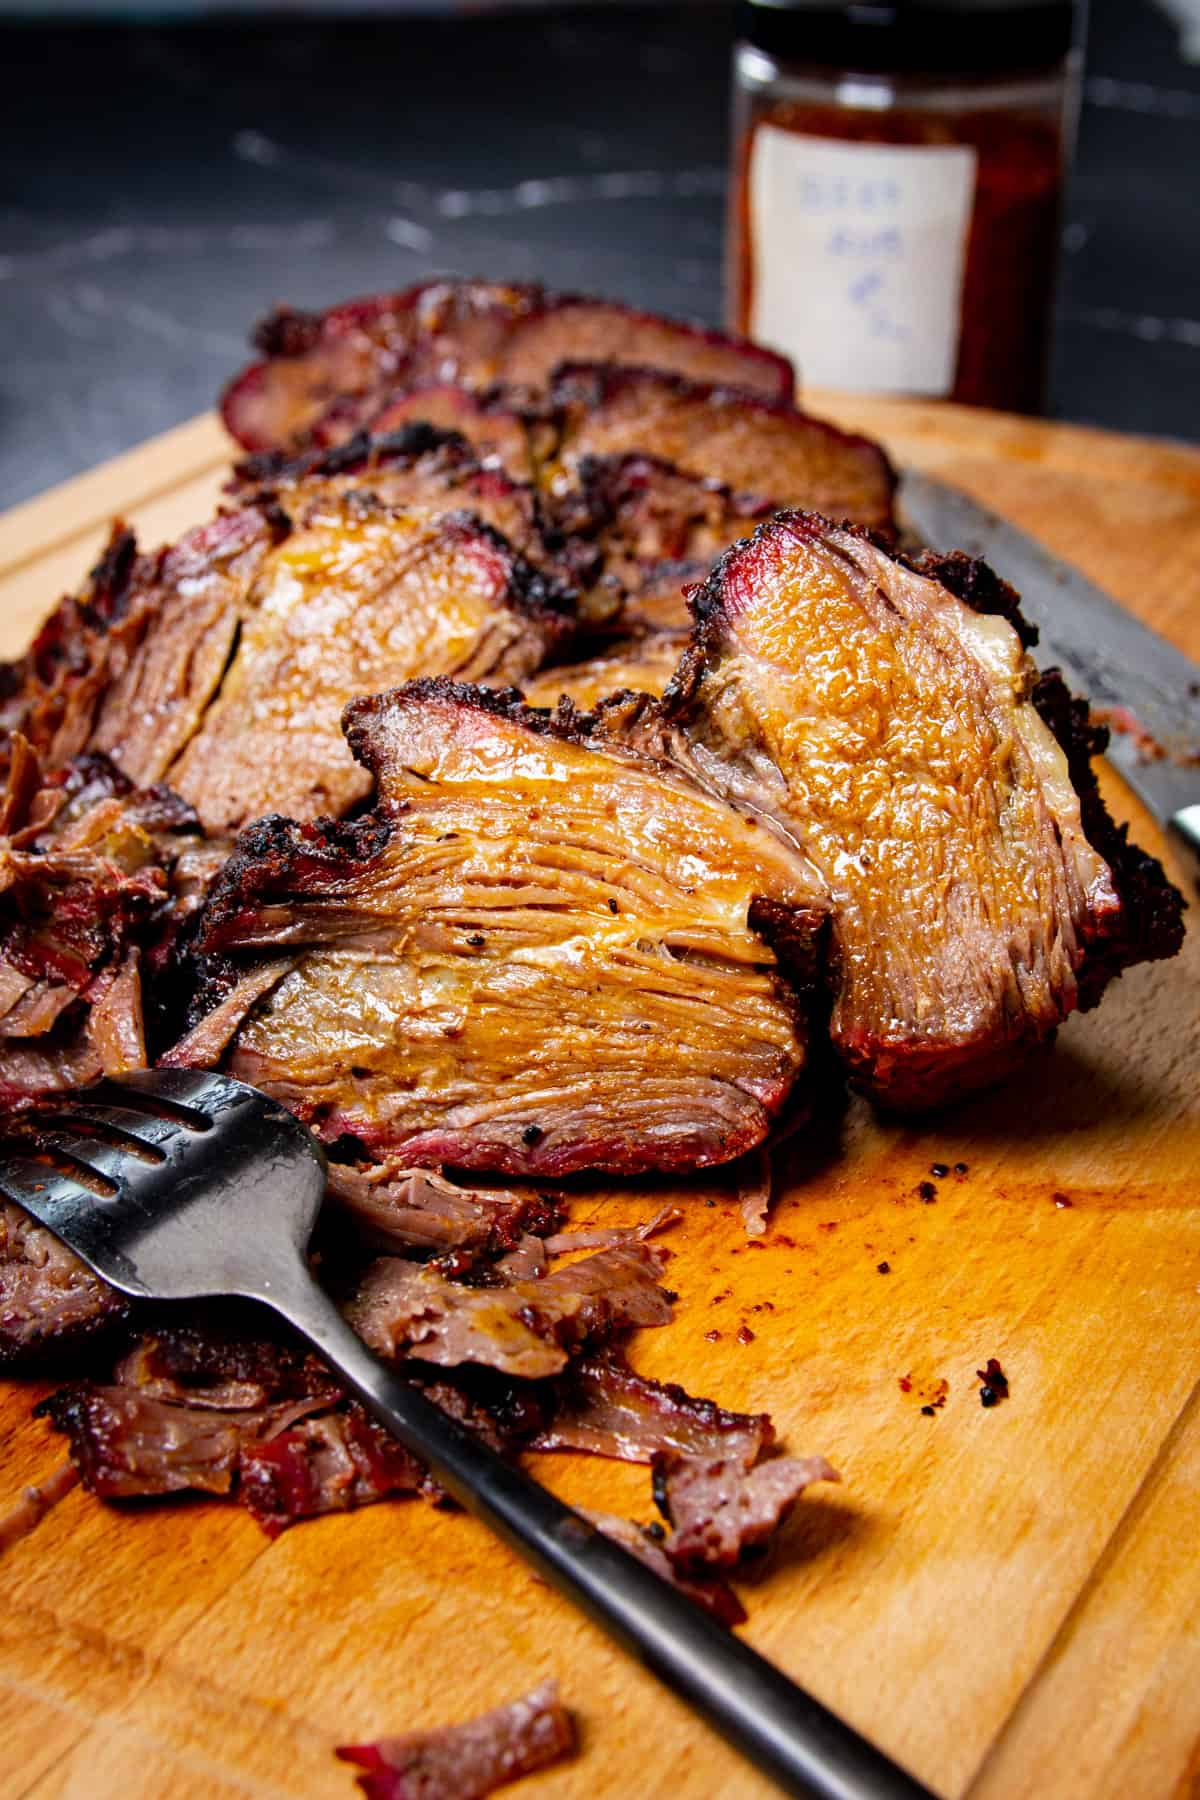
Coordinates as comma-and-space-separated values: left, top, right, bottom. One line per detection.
582, 1513, 746, 1627
367, 387, 537, 484
0, 511, 272, 788
624, 511, 1185, 1108
0, 472, 576, 837
336, 1680, 576, 1800
220, 278, 793, 453
0, 748, 207, 1363
35, 1378, 427, 1534
167, 504, 573, 833
547, 365, 897, 539
544, 452, 776, 633
32, 1318, 475, 1533
184, 679, 818, 1176
226, 424, 541, 561
347, 1243, 674, 1381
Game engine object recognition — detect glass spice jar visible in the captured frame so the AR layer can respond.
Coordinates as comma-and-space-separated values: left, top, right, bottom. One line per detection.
727, 0, 1083, 412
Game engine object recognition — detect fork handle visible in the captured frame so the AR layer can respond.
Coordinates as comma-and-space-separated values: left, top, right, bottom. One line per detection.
264, 1274, 934, 1800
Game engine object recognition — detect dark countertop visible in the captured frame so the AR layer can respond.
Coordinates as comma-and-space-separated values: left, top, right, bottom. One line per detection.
2, 0, 1198, 508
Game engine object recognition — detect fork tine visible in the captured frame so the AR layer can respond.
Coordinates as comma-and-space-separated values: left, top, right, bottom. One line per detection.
26, 1127, 142, 1186
0, 1155, 99, 1214
119, 1068, 229, 1113
42, 1101, 181, 1155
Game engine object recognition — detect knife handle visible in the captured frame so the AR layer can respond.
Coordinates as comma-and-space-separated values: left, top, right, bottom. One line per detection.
1169, 804, 1200, 877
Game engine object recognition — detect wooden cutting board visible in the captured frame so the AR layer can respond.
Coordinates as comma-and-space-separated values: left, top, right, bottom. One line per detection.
1, 397, 1198, 1800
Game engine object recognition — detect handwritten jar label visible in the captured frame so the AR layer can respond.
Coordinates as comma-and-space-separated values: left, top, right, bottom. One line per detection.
748, 126, 977, 394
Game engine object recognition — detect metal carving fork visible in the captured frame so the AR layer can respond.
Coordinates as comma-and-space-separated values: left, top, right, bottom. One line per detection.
1, 1069, 932, 1800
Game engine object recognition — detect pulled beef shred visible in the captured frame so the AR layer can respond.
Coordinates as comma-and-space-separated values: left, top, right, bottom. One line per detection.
533, 1348, 772, 1465
653, 1452, 840, 1571
585, 1511, 746, 1628
336, 1680, 576, 1800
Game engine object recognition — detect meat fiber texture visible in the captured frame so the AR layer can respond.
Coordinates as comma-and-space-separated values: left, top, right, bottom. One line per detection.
219, 278, 795, 454
180, 679, 818, 1178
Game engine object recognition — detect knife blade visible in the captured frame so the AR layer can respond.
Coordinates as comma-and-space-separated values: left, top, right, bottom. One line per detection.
899, 469, 1200, 869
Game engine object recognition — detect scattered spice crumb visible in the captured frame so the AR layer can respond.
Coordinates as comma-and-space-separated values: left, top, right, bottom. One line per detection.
930, 1163, 949, 1179
954, 1162, 969, 1176
704, 1329, 722, 1343
920, 1405, 936, 1417
819, 1221, 838, 1232
917, 1181, 937, 1203
876, 1261, 891, 1274
976, 1358, 1010, 1407
898, 1374, 913, 1393
1052, 1191, 1073, 1209
607, 897, 619, 913
736, 1325, 756, 1346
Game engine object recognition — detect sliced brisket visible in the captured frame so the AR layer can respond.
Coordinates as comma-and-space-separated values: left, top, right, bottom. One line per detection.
184, 679, 817, 1176
548, 365, 897, 539
628, 512, 1185, 1108
220, 278, 792, 454
1, 458, 577, 838
0, 743, 202, 1103
0, 1198, 128, 1367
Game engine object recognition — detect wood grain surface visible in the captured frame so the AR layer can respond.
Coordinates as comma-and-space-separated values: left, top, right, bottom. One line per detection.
0, 396, 1197, 1800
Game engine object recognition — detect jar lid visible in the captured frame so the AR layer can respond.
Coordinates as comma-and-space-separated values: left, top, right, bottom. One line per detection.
738, 0, 1078, 74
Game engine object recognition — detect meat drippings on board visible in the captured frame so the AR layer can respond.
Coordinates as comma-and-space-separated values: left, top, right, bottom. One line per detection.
181, 680, 819, 1177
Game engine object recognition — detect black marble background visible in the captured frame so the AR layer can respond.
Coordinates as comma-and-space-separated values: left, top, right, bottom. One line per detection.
1, 0, 1197, 506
